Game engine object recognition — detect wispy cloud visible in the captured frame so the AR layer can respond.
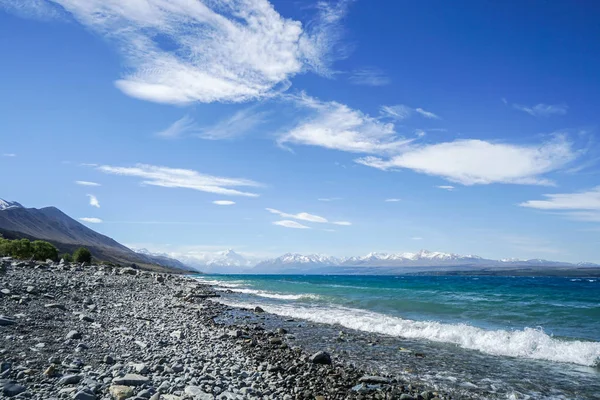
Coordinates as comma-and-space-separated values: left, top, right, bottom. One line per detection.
75, 180, 101, 187
87, 194, 100, 208
11, 0, 349, 104
273, 220, 311, 229
520, 186, 600, 222
267, 208, 328, 223
385, 198, 401, 202
279, 93, 413, 154
380, 105, 440, 120
197, 107, 269, 140
266, 207, 350, 226
513, 103, 568, 117
411, 236, 423, 240
156, 115, 196, 139
97, 163, 262, 197
2, 153, 16, 157
318, 197, 342, 202
436, 185, 455, 191
348, 67, 390, 86
415, 107, 440, 119
79, 217, 102, 224
213, 200, 236, 206
357, 136, 576, 186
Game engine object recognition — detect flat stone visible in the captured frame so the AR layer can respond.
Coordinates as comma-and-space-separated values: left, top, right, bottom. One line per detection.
73, 390, 96, 400
109, 385, 134, 400
79, 314, 94, 322
0, 316, 16, 326
184, 386, 213, 399
2, 382, 26, 397
45, 303, 66, 310
112, 374, 150, 386
59, 374, 83, 385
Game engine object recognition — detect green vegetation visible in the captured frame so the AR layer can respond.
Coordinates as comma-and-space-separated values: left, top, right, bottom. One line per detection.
73, 247, 92, 264
60, 253, 73, 262
0, 238, 58, 261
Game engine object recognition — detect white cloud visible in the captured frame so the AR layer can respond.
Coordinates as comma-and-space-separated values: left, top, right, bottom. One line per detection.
97, 163, 262, 197
380, 105, 440, 120
520, 186, 600, 221
15, 0, 348, 105
379, 105, 413, 120
87, 194, 100, 208
197, 107, 269, 140
385, 198, 401, 202
2, 153, 16, 157
266, 207, 351, 226
266, 208, 328, 223
318, 197, 341, 202
513, 103, 568, 117
436, 185, 455, 191
75, 180, 101, 186
79, 217, 102, 223
213, 200, 236, 206
273, 220, 311, 229
279, 93, 413, 154
411, 236, 423, 240
356, 136, 576, 186
348, 68, 390, 86
156, 115, 196, 139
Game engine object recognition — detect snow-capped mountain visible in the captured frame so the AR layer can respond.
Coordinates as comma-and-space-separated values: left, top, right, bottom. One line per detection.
0, 198, 23, 211
253, 249, 599, 273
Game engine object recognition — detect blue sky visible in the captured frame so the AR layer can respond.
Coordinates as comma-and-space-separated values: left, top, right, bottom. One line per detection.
1, 0, 600, 262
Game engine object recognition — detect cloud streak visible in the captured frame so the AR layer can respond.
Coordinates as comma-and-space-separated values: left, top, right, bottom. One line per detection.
75, 181, 101, 187
266, 207, 351, 226
213, 200, 236, 206
16, 0, 348, 104
97, 163, 262, 197
380, 105, 440, 120
197, 107, 269, 140
156, 115, 196, 139
513, 103, 568, 117
520, 186, 600, 222
273, 220, 311, 229
79, 217, 102, 223
348, 68, 390, 86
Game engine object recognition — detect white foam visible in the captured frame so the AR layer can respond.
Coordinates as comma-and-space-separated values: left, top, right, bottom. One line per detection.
225, 288, 321, 301
218, 300, 600, 367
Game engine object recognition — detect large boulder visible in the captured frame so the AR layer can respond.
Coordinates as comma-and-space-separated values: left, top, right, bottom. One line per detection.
309, 351, 332, 365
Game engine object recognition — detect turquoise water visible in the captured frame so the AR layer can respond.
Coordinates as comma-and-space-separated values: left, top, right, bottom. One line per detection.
200, 274, 600, 398
199, 274, 600, 366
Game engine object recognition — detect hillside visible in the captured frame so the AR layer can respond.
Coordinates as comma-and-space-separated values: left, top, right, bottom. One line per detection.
0, 199, 194, 273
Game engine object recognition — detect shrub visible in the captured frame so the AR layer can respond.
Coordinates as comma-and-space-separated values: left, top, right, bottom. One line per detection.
60, 253, 73, 262
73, 247, 92, 264
31, 240, 58, 261
12, 239, 32, 259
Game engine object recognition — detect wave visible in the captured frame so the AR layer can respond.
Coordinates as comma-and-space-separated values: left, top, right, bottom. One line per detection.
217, 300, 600, 367
194, 278, 244, 288
224, 287, 321, 301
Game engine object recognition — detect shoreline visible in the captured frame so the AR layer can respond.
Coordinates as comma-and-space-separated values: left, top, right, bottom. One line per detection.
0, 259, 444, 400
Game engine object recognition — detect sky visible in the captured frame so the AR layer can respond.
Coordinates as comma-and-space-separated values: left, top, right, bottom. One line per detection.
1, 0, 600, 263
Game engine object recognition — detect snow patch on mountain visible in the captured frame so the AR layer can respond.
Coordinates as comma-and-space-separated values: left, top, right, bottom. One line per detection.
0, 198, 23, 211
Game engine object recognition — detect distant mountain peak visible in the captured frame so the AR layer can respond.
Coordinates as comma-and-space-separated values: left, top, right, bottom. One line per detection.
0, 198, 23, 211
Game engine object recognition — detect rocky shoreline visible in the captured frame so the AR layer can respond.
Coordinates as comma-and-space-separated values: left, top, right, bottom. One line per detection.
0, 259, 446, 400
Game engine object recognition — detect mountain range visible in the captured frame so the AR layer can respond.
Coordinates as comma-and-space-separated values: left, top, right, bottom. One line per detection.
2, 197, 597, 275
0, 198, 193, 272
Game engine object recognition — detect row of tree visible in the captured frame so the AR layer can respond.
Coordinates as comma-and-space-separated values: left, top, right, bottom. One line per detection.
0, 237, 92, 263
